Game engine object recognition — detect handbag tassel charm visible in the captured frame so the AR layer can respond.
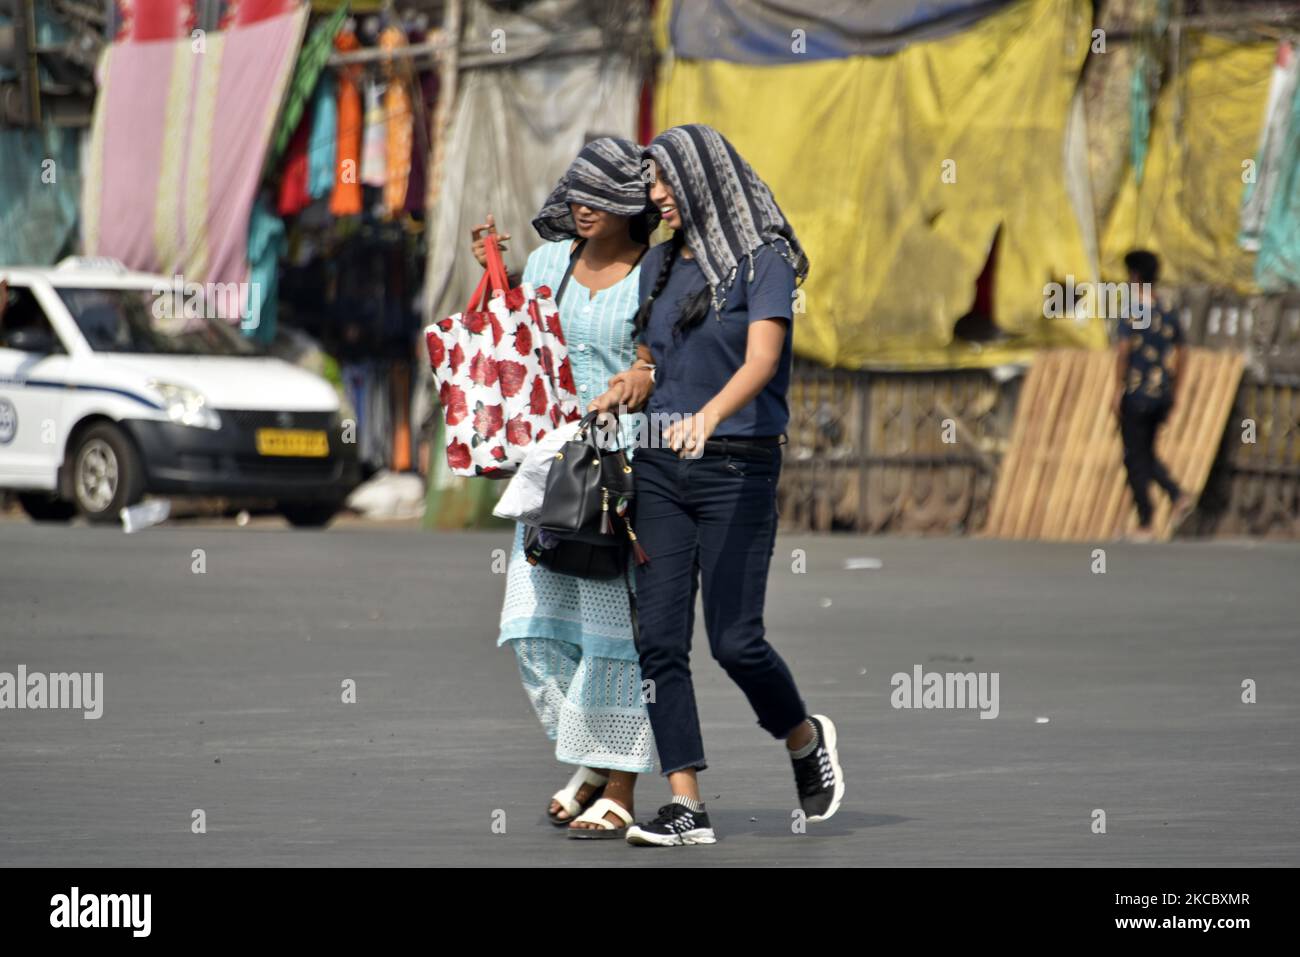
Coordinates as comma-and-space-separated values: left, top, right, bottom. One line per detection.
600, 488, 614, 536
612, 495, 648, 564
623, 519, 650, 566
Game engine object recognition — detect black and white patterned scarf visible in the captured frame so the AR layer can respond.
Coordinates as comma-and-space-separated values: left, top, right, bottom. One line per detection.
532, 137, 658, 242
643, 124, 809, 312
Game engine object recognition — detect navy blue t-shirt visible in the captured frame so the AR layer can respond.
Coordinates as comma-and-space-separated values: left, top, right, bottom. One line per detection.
637, 243, 795, 438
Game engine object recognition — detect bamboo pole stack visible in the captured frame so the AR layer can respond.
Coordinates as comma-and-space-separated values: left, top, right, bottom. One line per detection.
983, 348, 1244, 541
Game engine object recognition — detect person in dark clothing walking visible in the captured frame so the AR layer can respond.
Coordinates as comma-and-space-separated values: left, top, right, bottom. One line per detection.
590, 125, 845, 847
1112, 250, 1194, 540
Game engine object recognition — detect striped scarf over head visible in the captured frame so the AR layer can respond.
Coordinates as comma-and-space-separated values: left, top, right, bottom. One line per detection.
532, 137, 658, 242
643, 124, 809, 314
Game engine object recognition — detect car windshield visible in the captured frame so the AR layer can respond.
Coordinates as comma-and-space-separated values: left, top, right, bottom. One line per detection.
56, 287, 265, 356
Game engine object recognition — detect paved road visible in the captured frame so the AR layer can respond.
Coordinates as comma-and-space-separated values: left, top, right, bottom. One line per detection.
0, 520, 1296, 867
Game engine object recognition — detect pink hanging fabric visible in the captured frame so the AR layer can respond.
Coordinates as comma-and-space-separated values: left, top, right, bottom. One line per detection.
81, 9, 308, 295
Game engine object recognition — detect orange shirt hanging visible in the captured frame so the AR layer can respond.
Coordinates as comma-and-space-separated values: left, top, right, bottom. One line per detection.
329, 29, 363, 217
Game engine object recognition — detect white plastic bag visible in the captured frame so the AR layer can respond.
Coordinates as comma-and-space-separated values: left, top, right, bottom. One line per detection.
492, 419, 582, 524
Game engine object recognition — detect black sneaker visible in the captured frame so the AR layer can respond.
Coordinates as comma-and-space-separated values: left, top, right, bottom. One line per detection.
625, 800, 717, 847
791, 714, 845, 822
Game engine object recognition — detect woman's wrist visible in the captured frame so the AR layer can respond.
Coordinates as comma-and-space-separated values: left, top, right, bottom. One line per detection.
696, 405, 722, 435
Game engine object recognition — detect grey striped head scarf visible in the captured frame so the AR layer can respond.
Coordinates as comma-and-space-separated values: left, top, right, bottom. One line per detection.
644, 124, 809, 312
532, 137, 659, 242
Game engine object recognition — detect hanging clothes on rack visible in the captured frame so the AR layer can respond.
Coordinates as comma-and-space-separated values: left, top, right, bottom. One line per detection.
403, 26, 439, 218
380, 25, 413, 218
330, 28, 364, 217
277, 117, 313, 216
405, 81, 435, 216
360, 77, 388, 189
246, 196, 287, 343
308, 72, 338, 201
266, 3, 348, 175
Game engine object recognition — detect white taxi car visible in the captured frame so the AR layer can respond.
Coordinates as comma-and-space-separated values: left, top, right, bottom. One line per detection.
0, 258, 359, 525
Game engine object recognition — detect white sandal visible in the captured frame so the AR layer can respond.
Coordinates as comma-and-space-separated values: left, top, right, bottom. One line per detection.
567, 797, 634, 840
548, 766, 609, 826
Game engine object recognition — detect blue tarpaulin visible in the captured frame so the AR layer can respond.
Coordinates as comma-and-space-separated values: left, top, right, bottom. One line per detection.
669, 0, 1013, 63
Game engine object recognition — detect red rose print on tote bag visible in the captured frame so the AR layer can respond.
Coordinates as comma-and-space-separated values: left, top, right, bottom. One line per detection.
424, 235, 580, 477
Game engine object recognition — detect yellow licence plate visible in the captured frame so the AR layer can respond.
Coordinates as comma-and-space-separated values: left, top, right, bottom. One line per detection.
255, 428, 329, 458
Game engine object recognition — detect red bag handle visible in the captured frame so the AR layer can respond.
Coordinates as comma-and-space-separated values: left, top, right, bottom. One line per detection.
464, 234, 512, 314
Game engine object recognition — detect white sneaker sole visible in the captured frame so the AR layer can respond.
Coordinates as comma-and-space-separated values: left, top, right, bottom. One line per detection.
626, 825, 717, 847
806, 713, 845, 823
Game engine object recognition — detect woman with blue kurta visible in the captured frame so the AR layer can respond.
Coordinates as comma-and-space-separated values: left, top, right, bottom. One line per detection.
469, 138, 658, 838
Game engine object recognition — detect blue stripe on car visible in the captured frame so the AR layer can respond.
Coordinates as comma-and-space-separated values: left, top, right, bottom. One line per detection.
0, 377, 164, 410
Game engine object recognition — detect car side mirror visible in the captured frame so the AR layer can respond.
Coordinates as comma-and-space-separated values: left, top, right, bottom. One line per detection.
7, 328, 59, 353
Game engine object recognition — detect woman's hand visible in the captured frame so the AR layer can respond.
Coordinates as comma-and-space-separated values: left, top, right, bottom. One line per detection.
662, 410, 718, 458
588, 367, 653, 414
588, 383, 627, 414
469, 213, 511, 268
607, 367, 654, 411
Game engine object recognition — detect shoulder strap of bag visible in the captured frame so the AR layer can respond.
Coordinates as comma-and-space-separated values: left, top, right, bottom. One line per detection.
554, 239, 587, 307
556, 240, 650, 308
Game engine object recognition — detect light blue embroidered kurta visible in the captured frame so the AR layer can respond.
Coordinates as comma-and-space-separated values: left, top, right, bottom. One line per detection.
498, 239, 643, 659
528, 238, 643, 452
497, 240, 652, 773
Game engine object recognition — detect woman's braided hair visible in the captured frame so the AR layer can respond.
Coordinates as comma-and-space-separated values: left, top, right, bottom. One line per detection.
633, 231, 713, 340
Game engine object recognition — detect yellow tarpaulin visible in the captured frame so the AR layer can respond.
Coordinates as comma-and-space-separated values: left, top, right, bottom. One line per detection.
655, 0, 1106, 370
1101, 35, 1275, 291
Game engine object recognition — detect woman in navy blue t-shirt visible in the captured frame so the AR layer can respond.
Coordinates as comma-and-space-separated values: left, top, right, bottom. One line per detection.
594, 125, 846, 847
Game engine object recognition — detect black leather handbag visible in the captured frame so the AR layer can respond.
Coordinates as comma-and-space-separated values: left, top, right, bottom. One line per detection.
523, 412, 648, 579
522, 526, 626, 579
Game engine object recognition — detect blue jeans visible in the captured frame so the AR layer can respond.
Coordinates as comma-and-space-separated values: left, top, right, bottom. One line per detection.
632, 444, 807, 774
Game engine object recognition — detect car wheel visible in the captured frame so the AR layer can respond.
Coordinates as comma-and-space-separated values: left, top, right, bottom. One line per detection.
17, 492, 77, 523
279, 502, 340, 528
70, 423, 144, 523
